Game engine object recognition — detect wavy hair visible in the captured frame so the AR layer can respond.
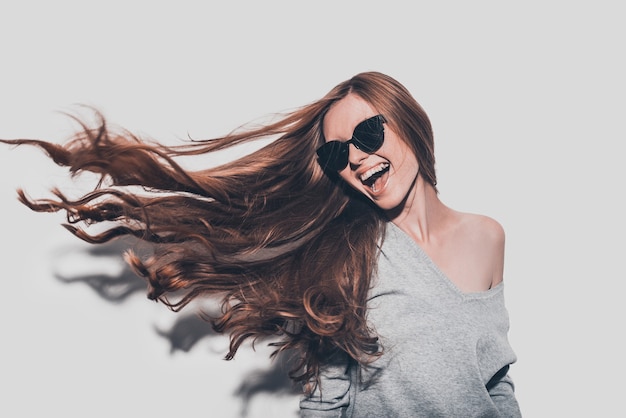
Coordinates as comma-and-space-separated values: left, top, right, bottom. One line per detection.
1, 71, 435, 389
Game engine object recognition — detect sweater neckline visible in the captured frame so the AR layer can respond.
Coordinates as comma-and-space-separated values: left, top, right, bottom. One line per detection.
385, 221, 504, 300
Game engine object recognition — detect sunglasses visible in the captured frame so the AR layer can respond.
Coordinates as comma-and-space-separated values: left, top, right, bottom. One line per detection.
316, 114, 387, 171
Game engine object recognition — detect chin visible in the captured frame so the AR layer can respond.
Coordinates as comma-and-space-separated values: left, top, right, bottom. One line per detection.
370, 188, 415, 214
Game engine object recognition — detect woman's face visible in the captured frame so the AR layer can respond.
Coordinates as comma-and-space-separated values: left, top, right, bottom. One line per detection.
322, 94, 420, 211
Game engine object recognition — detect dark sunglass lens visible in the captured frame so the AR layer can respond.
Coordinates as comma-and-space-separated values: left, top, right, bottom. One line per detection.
353, 115, 384, 153
316, 141, 349, 171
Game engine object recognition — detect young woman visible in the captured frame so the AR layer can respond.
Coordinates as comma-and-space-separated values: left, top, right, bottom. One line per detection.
1, 72, 521, 416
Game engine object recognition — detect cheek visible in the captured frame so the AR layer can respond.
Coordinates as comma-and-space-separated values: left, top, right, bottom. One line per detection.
388, 143, 420, 180
384, 138, 415, 167
399, 155, 420, 178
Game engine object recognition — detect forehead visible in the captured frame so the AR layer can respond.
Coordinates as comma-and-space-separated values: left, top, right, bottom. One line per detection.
323, 94, 377, 141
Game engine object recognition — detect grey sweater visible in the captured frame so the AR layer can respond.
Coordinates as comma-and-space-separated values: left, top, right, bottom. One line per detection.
300, 222, 521, 417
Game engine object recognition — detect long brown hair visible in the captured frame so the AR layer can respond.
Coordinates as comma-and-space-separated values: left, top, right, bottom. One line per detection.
1, 71, 435, 389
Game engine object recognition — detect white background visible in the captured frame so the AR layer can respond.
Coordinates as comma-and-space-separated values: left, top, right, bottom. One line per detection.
1, 1, 624, 417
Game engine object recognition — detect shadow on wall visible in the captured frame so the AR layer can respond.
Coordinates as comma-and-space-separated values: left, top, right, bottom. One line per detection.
51, 237, 301, 417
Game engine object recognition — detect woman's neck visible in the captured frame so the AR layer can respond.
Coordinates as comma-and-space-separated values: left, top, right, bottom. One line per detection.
386, 176, 451, 245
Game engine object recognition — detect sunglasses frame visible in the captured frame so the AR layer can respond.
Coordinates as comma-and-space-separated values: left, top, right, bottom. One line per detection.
316, 114, 387, 171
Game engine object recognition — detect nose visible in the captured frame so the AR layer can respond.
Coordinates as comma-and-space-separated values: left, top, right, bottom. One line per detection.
347, 142, 369, 168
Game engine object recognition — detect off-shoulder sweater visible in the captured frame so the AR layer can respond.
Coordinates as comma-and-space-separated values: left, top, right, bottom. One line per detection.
300, 222, 521, 417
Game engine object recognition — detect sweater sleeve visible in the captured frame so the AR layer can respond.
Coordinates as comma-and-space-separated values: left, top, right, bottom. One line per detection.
299, 354, 353, 417
487, 366, 522, 417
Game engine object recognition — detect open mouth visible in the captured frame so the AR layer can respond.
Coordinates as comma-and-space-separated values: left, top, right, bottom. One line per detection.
361, 162, 390, 192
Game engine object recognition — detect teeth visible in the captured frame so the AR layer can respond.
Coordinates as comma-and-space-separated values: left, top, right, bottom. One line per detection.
360, 163, 389, 182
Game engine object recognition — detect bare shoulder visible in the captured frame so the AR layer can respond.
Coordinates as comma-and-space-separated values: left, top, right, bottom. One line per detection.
426, 207, 507, 292
454, 212, 506, 288
466, 213, 505, 246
